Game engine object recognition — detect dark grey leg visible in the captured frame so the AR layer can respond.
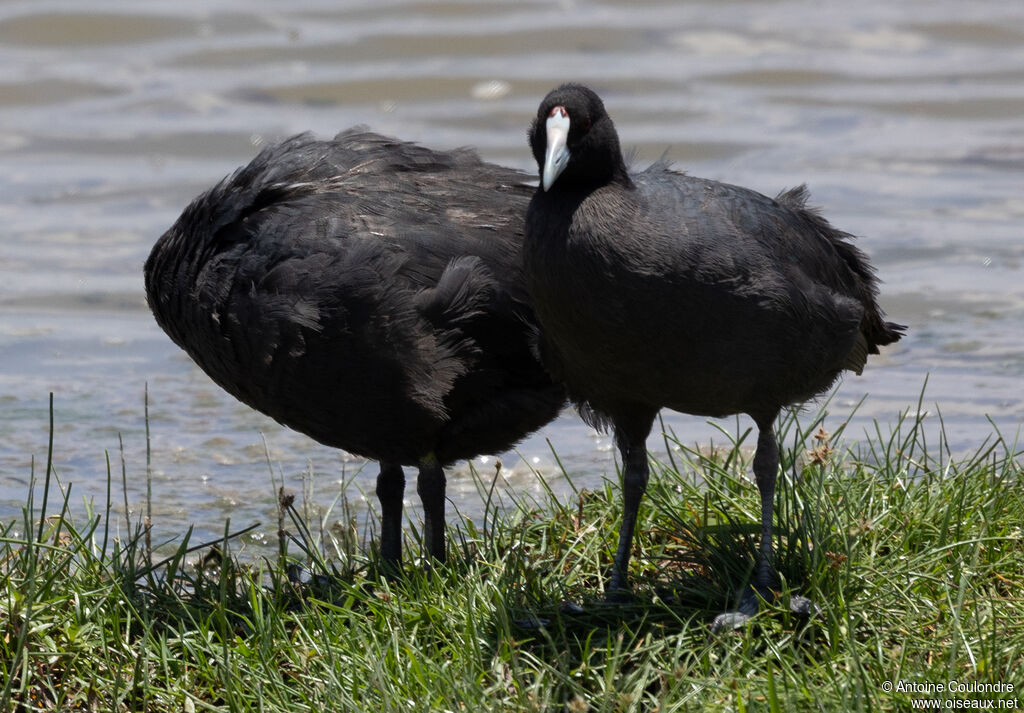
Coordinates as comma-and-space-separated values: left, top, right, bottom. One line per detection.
752, 424, 781, 597
416, 454, 447, 563
712, 422, 778, 630
607, 430, 650, 596
376, 462, 405, 573
712, 415, 818, 631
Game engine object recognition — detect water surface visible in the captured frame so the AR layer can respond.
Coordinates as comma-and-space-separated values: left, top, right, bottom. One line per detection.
1, 0, 1022, 548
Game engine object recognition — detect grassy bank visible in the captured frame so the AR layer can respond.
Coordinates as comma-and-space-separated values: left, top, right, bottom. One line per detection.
2, 400, 1022, 712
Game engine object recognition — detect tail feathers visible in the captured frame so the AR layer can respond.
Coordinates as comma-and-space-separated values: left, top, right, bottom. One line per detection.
870, 318, 907, 350
776, 184, 906, 360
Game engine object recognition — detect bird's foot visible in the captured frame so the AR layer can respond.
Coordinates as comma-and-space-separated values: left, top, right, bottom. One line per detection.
710, 586, 821, 633
604, 568, 636, 603
709, 587, 760, 633
605, 587, 636, 604
788, 594, 820, 618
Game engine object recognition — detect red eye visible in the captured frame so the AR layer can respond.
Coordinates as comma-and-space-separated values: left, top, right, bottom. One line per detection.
581, 119, 592, 131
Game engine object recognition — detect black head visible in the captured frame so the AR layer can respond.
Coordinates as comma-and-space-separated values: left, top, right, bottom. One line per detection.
529, 83, 630, 192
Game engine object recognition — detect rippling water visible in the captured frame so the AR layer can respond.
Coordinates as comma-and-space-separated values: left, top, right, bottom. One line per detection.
1, 0, 1022, 547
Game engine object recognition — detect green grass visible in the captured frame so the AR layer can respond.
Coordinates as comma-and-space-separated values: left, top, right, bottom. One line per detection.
2, 394, 1022, 712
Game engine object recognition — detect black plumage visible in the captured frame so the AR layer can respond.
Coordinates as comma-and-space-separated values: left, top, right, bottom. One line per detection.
145, 129, 565, 569
524, 84, 904, 627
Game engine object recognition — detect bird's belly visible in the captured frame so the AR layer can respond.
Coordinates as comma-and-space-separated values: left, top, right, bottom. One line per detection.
559, 335, 758, 417
537, 289, 840, 420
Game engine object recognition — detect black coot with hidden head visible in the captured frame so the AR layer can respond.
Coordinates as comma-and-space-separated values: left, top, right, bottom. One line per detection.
145, 129, 565, 571
524, 83, 904, 628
